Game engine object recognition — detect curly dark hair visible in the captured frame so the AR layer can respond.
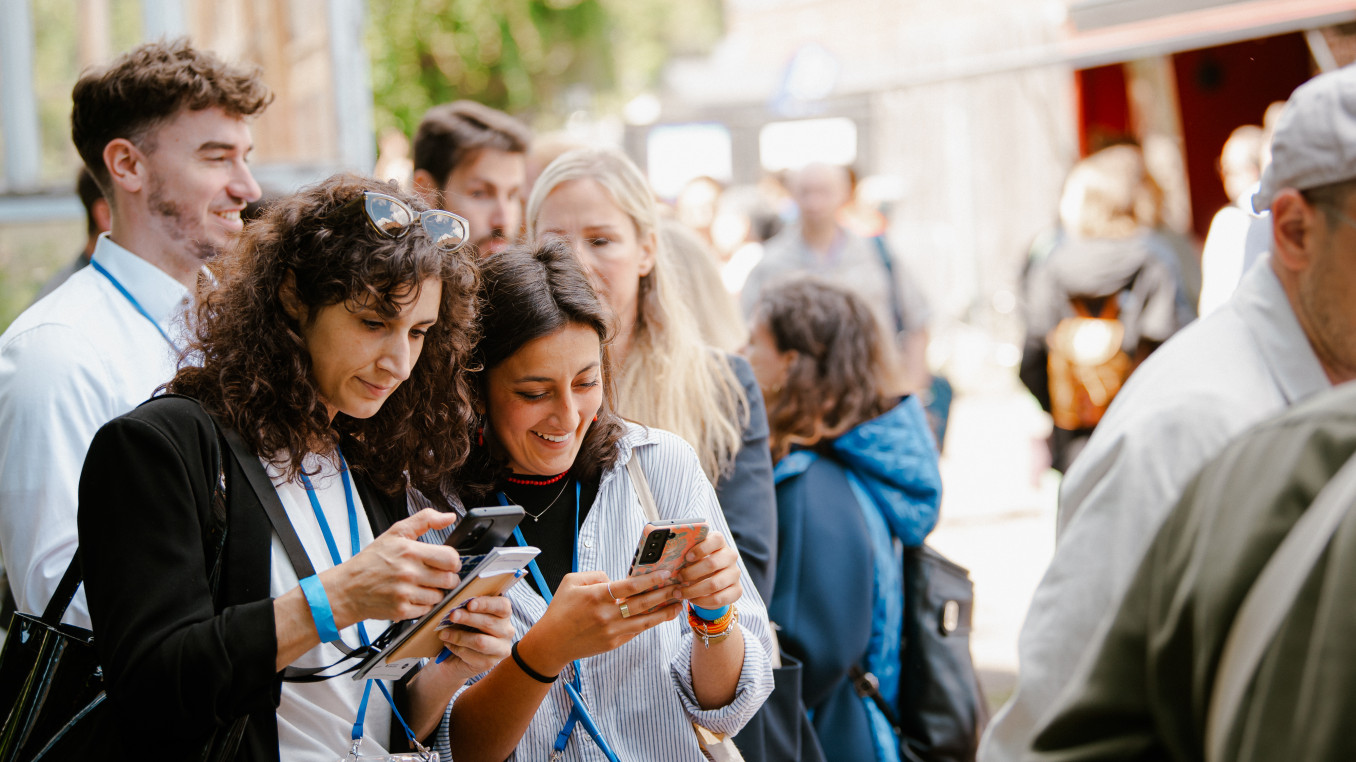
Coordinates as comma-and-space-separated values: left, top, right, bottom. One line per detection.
456, 238, 627, 504
167, 173, 480, 504
71, 38, 273, 196
754, 277, 895, 461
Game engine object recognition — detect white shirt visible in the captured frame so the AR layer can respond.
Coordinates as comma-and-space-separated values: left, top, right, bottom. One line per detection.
1198, 190, 1273, 317
0, 235, 187, 626
740, 224, 930, 336
979, 256, 1331, 762
438, 424, 775, 761
268, 452, 395, 761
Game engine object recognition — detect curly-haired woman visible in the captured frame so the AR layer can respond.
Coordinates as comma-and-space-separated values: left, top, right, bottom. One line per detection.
77, 175, 515, 761
745, 277, 943, 762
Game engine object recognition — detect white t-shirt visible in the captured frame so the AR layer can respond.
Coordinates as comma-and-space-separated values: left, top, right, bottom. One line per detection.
266, 453, 395, 761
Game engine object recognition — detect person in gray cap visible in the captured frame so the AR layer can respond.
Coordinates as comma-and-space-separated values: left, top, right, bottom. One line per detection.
979, 64, 1356, 762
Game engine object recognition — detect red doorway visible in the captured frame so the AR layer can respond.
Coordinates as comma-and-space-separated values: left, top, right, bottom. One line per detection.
1173, 34, 1314, 238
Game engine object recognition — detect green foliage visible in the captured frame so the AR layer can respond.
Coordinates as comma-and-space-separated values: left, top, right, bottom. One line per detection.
25, 0, 149, 188
366, 0, 723, 135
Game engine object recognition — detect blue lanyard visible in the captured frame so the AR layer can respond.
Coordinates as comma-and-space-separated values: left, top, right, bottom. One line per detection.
89, 258, 183, 355
499, 483, 620, 762
298, 451, 420, 753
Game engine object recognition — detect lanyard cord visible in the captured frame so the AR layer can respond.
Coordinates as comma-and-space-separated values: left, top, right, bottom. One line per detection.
298, 451, 421, 752
501, 483, 620, 762
89, 258, 183, 356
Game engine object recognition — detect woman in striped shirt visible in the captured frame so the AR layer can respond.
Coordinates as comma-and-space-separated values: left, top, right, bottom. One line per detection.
440, 240, 774, 761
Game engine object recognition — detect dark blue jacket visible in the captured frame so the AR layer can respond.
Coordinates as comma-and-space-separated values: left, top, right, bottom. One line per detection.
769, 397, 942, 761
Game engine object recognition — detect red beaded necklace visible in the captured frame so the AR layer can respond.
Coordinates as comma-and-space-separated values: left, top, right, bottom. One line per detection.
505, 471, 569, 486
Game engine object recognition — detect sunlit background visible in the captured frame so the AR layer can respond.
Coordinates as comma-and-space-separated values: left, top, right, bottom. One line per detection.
2, 0, 1354, 705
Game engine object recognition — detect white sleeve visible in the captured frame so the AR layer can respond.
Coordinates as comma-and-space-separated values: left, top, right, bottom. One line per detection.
980, 395, 1239, 762
0, 324, 115, 627
637, 437, 776, 735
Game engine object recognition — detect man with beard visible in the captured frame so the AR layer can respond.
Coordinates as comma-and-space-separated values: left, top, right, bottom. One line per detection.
0, 39, 270, 628
412, 100, 531, 256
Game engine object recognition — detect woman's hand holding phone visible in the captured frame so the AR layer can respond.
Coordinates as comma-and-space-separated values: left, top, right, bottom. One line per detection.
517, 570, 683, 677
431, 595, 516, 682
675, 531, 743, 611
322, 508, 464, 627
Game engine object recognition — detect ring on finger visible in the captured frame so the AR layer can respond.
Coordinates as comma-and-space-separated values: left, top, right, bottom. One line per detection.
607, 581, 618, 600
619, 602, 631, 619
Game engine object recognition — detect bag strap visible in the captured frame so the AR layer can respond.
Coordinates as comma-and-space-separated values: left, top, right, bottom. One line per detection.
871, 236, 907, 335
1206, 453, 1356, 762
41, 553, 85, 623
626, 456, 661, 523
217, 427, 316, 580
625, 452, 747, 762
214, 426, 367, 674
849, 664, 901, 730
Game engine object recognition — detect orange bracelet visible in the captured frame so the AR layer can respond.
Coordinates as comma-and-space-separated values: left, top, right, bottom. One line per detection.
689, 605, 739, 647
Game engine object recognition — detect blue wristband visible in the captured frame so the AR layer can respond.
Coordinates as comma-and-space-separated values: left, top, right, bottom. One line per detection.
299, 574, 341, 642
689, 603, 730, 621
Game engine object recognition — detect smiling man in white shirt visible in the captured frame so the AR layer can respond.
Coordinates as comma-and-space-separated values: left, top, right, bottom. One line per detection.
0, 38, 271, 627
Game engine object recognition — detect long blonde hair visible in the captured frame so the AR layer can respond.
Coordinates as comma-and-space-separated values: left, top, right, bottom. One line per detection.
527, 147, 746, 483
659, 218, 749, 353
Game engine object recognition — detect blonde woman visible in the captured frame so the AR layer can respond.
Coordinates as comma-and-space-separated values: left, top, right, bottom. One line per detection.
526, 147, 776, 602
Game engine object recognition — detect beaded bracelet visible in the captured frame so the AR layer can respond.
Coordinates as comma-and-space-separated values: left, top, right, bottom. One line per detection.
688, 605, 739, 647
688, 607, 734, 632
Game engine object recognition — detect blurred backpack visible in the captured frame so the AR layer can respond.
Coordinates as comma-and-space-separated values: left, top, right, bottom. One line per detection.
1046, 295, 1131, 430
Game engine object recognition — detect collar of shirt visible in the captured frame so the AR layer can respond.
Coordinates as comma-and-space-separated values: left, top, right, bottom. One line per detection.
89, 233, 193, 327
777, 222, 851, 270
1233, 253, 1331, 404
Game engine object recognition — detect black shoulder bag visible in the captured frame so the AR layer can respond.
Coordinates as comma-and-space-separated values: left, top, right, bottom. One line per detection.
0, 416, 245, 761
850, 545, 988, 762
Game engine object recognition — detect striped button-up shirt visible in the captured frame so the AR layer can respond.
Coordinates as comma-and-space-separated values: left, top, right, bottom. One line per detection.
433, 423, 775, 760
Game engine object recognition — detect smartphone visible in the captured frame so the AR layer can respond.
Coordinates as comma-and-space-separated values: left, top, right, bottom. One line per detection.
444, 505, 525, 557
628, 519, 710, 577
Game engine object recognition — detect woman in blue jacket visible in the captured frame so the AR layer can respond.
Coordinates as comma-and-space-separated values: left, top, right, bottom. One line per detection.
744, 276, 943, 762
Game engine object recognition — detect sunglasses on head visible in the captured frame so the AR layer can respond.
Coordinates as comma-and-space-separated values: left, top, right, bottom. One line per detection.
339, 191, 470, 252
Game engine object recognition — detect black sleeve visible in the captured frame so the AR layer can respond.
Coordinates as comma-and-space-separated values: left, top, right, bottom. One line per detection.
715, 354, 778, 603
78, 410, 278, 744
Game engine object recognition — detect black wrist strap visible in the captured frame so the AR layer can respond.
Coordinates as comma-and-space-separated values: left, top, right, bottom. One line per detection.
511, 641, 559, 684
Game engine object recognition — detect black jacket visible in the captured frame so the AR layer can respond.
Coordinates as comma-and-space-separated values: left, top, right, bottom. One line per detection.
715, 354, 778, 603
77, 395, 406, 761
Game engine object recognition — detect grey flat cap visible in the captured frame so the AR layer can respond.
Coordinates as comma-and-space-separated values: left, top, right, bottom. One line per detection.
1254, 65, 1356, 213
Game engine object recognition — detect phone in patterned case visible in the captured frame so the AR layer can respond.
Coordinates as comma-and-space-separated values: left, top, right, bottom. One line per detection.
628, 519, 710, 577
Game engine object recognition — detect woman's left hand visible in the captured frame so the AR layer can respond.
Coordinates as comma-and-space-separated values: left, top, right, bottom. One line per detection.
677, 531, 743, 610
432, 596, 515, 681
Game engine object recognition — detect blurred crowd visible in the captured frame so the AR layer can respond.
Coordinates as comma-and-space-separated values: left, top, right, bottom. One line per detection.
4, 34, 1356, 762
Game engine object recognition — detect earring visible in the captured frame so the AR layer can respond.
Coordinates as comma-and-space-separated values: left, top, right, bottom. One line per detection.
593, 415, 598, 422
